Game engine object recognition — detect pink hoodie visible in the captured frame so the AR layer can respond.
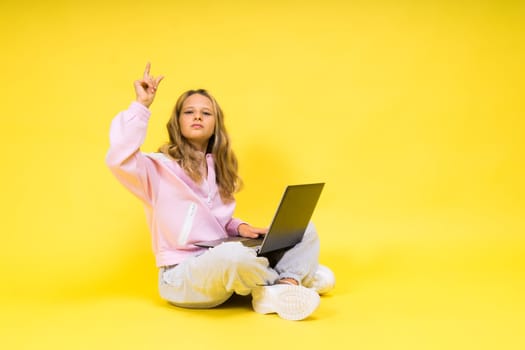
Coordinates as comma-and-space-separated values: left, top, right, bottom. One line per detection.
106, 102, 245, 267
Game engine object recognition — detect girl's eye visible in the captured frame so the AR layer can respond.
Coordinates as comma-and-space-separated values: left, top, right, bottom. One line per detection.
203, 112, 212, 116
184, 111, 193, 115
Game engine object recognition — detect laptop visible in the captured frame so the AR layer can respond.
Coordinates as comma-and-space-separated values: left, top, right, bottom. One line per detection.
194, 183, 324, 257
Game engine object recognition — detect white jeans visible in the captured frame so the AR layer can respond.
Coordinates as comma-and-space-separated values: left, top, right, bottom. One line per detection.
159, 222, 321, 308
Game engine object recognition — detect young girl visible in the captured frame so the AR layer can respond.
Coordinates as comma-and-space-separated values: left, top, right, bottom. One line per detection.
106, 63, 335, 321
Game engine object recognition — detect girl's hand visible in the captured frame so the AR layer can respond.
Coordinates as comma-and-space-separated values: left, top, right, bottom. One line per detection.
134, 62, 164, 108
238, 224, 268, 238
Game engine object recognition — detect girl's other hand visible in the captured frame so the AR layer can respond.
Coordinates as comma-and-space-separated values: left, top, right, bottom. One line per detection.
134, 62, 164, 108
238, 224, 268, 239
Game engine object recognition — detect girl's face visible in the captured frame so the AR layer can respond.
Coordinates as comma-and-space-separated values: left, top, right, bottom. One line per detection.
179, 93, 216, 152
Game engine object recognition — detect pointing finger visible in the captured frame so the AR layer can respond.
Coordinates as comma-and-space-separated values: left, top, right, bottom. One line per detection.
143, 62, 151, 80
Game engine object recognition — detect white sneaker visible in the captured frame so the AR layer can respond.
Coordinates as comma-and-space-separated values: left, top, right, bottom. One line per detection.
311, 265, 335, 295
251, 284, 320, 321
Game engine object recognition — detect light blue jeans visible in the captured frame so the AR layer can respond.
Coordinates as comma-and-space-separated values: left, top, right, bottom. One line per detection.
159, 222, 321, 308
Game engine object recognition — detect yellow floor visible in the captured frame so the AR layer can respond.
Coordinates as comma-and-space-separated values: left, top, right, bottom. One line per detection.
2, 212, 523, 350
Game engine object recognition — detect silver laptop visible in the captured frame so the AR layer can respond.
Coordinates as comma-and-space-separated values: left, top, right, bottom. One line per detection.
194, 183, 324, 256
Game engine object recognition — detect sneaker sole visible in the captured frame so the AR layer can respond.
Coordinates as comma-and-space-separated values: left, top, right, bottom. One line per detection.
254, 285, 321, 321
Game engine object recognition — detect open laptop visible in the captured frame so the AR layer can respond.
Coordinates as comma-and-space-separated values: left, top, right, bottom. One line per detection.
194, 183, 324, 257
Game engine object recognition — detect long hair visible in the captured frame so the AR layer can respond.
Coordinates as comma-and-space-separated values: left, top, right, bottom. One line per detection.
158, 89, 242, 202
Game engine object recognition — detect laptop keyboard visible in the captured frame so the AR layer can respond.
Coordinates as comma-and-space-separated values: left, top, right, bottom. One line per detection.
240, 238, 264, 247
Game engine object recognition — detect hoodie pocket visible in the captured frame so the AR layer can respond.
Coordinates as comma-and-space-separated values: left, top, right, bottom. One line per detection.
178, 202, 197, 246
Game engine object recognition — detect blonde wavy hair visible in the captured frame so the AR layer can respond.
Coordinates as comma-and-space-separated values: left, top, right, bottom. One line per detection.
158, 89, 242, 202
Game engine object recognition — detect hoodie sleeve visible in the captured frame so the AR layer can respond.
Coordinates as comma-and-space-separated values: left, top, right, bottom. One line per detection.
225, 217, 247, 236
105, 102, 159, 205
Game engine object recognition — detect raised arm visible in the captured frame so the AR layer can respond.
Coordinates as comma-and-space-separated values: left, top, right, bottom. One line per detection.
105, 63, 164, 204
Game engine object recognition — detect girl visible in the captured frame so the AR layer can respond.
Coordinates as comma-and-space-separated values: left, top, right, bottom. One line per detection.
106, 63, 335, 321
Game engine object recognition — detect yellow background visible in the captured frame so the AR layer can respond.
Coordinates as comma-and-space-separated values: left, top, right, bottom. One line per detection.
1, 0, 524, 349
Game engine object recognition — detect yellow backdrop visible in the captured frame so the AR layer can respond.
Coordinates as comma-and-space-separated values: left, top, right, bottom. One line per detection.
1, 0, 524, 349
